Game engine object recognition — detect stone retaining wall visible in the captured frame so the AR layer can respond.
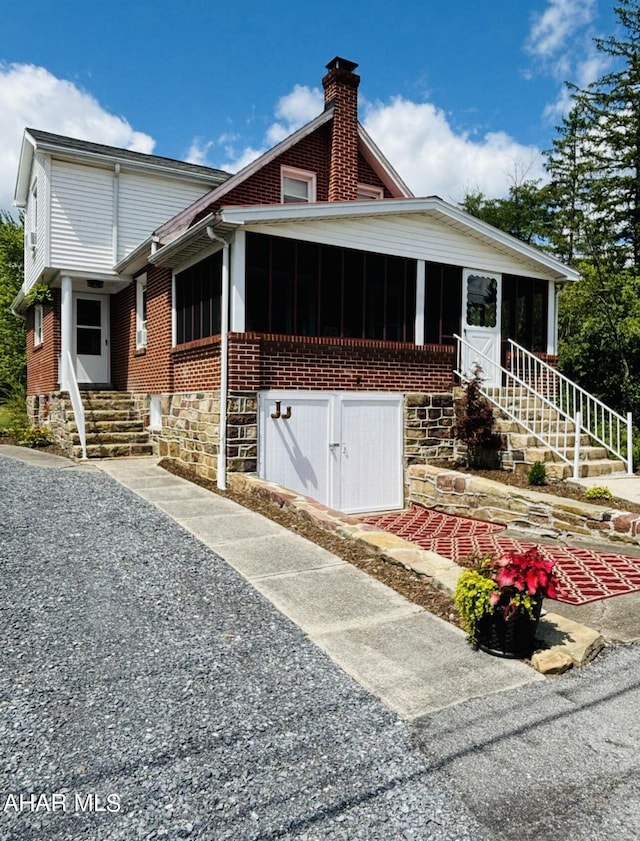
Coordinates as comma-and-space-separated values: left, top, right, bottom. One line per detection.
155, 390, 257, 481
409, 463, 640, 546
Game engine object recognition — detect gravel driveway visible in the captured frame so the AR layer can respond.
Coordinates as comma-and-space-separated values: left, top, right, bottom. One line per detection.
0, 456, 490, 841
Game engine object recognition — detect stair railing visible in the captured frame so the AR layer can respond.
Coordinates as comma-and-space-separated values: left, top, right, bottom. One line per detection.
508, 339, 633, 475
454, 334, 631, 479
65, 350, 87, 460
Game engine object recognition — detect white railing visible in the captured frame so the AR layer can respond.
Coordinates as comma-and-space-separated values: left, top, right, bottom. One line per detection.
65, 350, 87, 460
454, 334, 633, 478
508, 340, 633, 475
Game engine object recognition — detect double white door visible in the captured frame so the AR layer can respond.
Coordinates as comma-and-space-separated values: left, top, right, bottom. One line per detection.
258, 391, 403, 514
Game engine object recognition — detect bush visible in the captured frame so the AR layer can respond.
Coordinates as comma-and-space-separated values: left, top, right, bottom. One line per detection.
584, 485, 613, 501
454, 365, 502, 469
19, 426, 53, 448
527, 461, 547, 486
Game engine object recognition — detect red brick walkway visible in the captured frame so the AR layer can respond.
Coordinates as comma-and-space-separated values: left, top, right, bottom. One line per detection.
363, 506, 640, 606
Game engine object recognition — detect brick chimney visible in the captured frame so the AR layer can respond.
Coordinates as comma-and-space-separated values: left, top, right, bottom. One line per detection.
322, 57, 360, 202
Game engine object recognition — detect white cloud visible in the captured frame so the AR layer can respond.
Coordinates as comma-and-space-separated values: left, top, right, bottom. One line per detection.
0, 62, 154, 211
527, 0, 596, 60
363, 97, 545, 201
216, 88, 543, 200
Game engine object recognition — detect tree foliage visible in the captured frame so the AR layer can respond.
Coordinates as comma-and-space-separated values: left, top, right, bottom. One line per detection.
0, 212, 25, 399
461, 178, 554, 248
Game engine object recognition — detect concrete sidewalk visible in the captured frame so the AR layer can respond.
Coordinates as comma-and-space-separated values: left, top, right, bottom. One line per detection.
86, 456, 544, 719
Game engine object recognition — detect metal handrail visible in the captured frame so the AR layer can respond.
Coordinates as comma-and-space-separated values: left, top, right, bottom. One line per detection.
508, 339, 633, 475
454, 334, 580, 473
65, 350, 87, 460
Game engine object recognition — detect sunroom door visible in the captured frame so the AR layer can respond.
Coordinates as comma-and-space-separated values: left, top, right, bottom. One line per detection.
74, 293, 110, 384
461, 270, 502, 387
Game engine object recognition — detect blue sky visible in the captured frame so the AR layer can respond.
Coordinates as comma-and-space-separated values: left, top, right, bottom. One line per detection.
0, 0, 619, 211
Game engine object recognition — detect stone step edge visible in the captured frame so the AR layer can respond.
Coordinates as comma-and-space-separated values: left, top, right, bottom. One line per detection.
226, 472, 603, 674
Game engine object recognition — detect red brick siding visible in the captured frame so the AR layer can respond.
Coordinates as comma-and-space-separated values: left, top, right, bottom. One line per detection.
358, 157, 393, 197
26, 290, 60, 395
171, 339, 221, 392
228, 333, 455, 392
111, 265, 173, 393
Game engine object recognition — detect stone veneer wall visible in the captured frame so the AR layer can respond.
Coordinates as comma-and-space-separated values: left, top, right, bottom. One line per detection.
154, 390, 257, 482
26, 392, 75, 457
409, 463, 640, 546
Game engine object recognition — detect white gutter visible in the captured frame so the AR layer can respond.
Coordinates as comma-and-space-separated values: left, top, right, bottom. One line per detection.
207, 226, 230, 490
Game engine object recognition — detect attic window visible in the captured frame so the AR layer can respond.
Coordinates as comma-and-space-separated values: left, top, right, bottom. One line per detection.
281, 166, 316, 203
357, 184, 384, 200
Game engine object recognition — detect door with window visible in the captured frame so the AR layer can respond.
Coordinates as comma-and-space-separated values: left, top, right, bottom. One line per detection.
259, 391, 403, 514
462, 270, 502, 387
74, 293, 110, 383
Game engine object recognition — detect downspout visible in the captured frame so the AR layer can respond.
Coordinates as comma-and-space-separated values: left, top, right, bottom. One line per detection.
207, 226, 230, 490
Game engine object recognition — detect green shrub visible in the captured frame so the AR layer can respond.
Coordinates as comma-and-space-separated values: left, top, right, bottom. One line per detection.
19, 426, 53, 448
527, 461, 547, 486
584, 485, 613, 501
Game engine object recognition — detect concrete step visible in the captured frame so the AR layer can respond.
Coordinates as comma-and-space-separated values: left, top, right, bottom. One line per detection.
73, 442, 154, 459
544, 459, 627, 480
508, 433, 591, 448
71, 431, 150, 446
68, 419, 145, 433
523, 446, 609, 463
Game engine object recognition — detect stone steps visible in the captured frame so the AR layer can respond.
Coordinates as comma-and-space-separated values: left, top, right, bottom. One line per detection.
69, 390, 151, 460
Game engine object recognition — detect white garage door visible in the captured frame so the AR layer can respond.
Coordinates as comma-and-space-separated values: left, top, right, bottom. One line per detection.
258, 391, 403, 514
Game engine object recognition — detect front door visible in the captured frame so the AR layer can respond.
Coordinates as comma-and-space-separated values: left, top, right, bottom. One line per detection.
462, 270, 502, 387
74, 293, 110, 384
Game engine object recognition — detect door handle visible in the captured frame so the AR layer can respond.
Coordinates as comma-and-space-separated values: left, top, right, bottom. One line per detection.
329, 442, 340, 449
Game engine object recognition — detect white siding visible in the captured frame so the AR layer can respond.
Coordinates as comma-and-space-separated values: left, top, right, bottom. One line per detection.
117, 172, 210, 262
50, 160, 114, 272
23, 153, 47, 291
247, 213, 559, 281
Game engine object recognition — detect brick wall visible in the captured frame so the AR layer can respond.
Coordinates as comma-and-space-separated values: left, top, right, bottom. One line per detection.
26, 289, 61, 395
228, 333, 455, 392
111, 265, 173, 393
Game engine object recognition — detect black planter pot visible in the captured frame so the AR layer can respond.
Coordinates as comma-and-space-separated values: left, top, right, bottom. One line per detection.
476, 597, 543, 659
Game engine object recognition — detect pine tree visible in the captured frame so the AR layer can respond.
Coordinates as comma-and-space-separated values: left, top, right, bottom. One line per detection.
0, 212, 25, 399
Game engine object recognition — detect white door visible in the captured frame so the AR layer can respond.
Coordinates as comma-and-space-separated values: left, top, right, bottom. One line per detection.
259, 393, 332, 504
259, 391, 403, 514
338, 396, 403, 513
74, 293, 110, 384
462, 270, 502, 387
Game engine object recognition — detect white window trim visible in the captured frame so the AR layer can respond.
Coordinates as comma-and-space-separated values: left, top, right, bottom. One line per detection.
135, 273, 147, 349
34, 303, 43, 347
281, 165, 317, 203
357, 183, 384, 200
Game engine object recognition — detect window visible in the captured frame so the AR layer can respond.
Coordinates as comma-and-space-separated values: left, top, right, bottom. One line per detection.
281, 166, 316, 203
424, 262, 462, 345
501, 275, 548, 352
466, 274, 497, 328
357, 184, 384, 200
135, 273, 147, 349
245, 233, 416, 342
34, 304, 43, 346
174, 253, 222, 345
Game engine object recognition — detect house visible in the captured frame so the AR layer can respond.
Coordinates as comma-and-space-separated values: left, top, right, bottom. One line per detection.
16, 56, 616, 515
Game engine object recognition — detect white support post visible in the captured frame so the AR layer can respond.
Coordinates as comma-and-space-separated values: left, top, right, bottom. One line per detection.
414, 260, 425, 346
627, 412, 634, 475
230, 229, 245, 333
217, 242, 230, 490
573, 411, 582, 480
60, 275, 73, 391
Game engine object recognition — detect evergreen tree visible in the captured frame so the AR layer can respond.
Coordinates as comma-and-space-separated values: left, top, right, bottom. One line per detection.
0, 212, 25, 399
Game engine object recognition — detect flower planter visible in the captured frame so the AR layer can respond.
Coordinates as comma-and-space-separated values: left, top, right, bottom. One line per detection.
476, 597, 543, 659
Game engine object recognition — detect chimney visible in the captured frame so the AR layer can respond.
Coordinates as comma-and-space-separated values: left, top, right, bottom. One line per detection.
322, 57, 360, 202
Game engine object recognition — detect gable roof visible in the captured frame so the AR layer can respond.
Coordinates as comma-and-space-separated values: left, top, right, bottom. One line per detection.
154, 106, 413, 244
14, 128, 231, 206
147, 195, 580, 283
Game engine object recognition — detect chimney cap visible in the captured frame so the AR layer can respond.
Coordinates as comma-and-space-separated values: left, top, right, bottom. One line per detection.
325, 56, 359, 74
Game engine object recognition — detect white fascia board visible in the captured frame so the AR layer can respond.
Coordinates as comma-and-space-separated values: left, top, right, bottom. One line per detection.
156, 108, 335, 241
29, 139, 224, 185
221, 196, 581, 281
14, 131, 37, 206
357, 126, 413, 198
114, 235, 153, 275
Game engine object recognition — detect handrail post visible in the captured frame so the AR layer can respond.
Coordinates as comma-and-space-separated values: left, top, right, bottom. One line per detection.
573, 411, 582, 480
627, 412, 634, 475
